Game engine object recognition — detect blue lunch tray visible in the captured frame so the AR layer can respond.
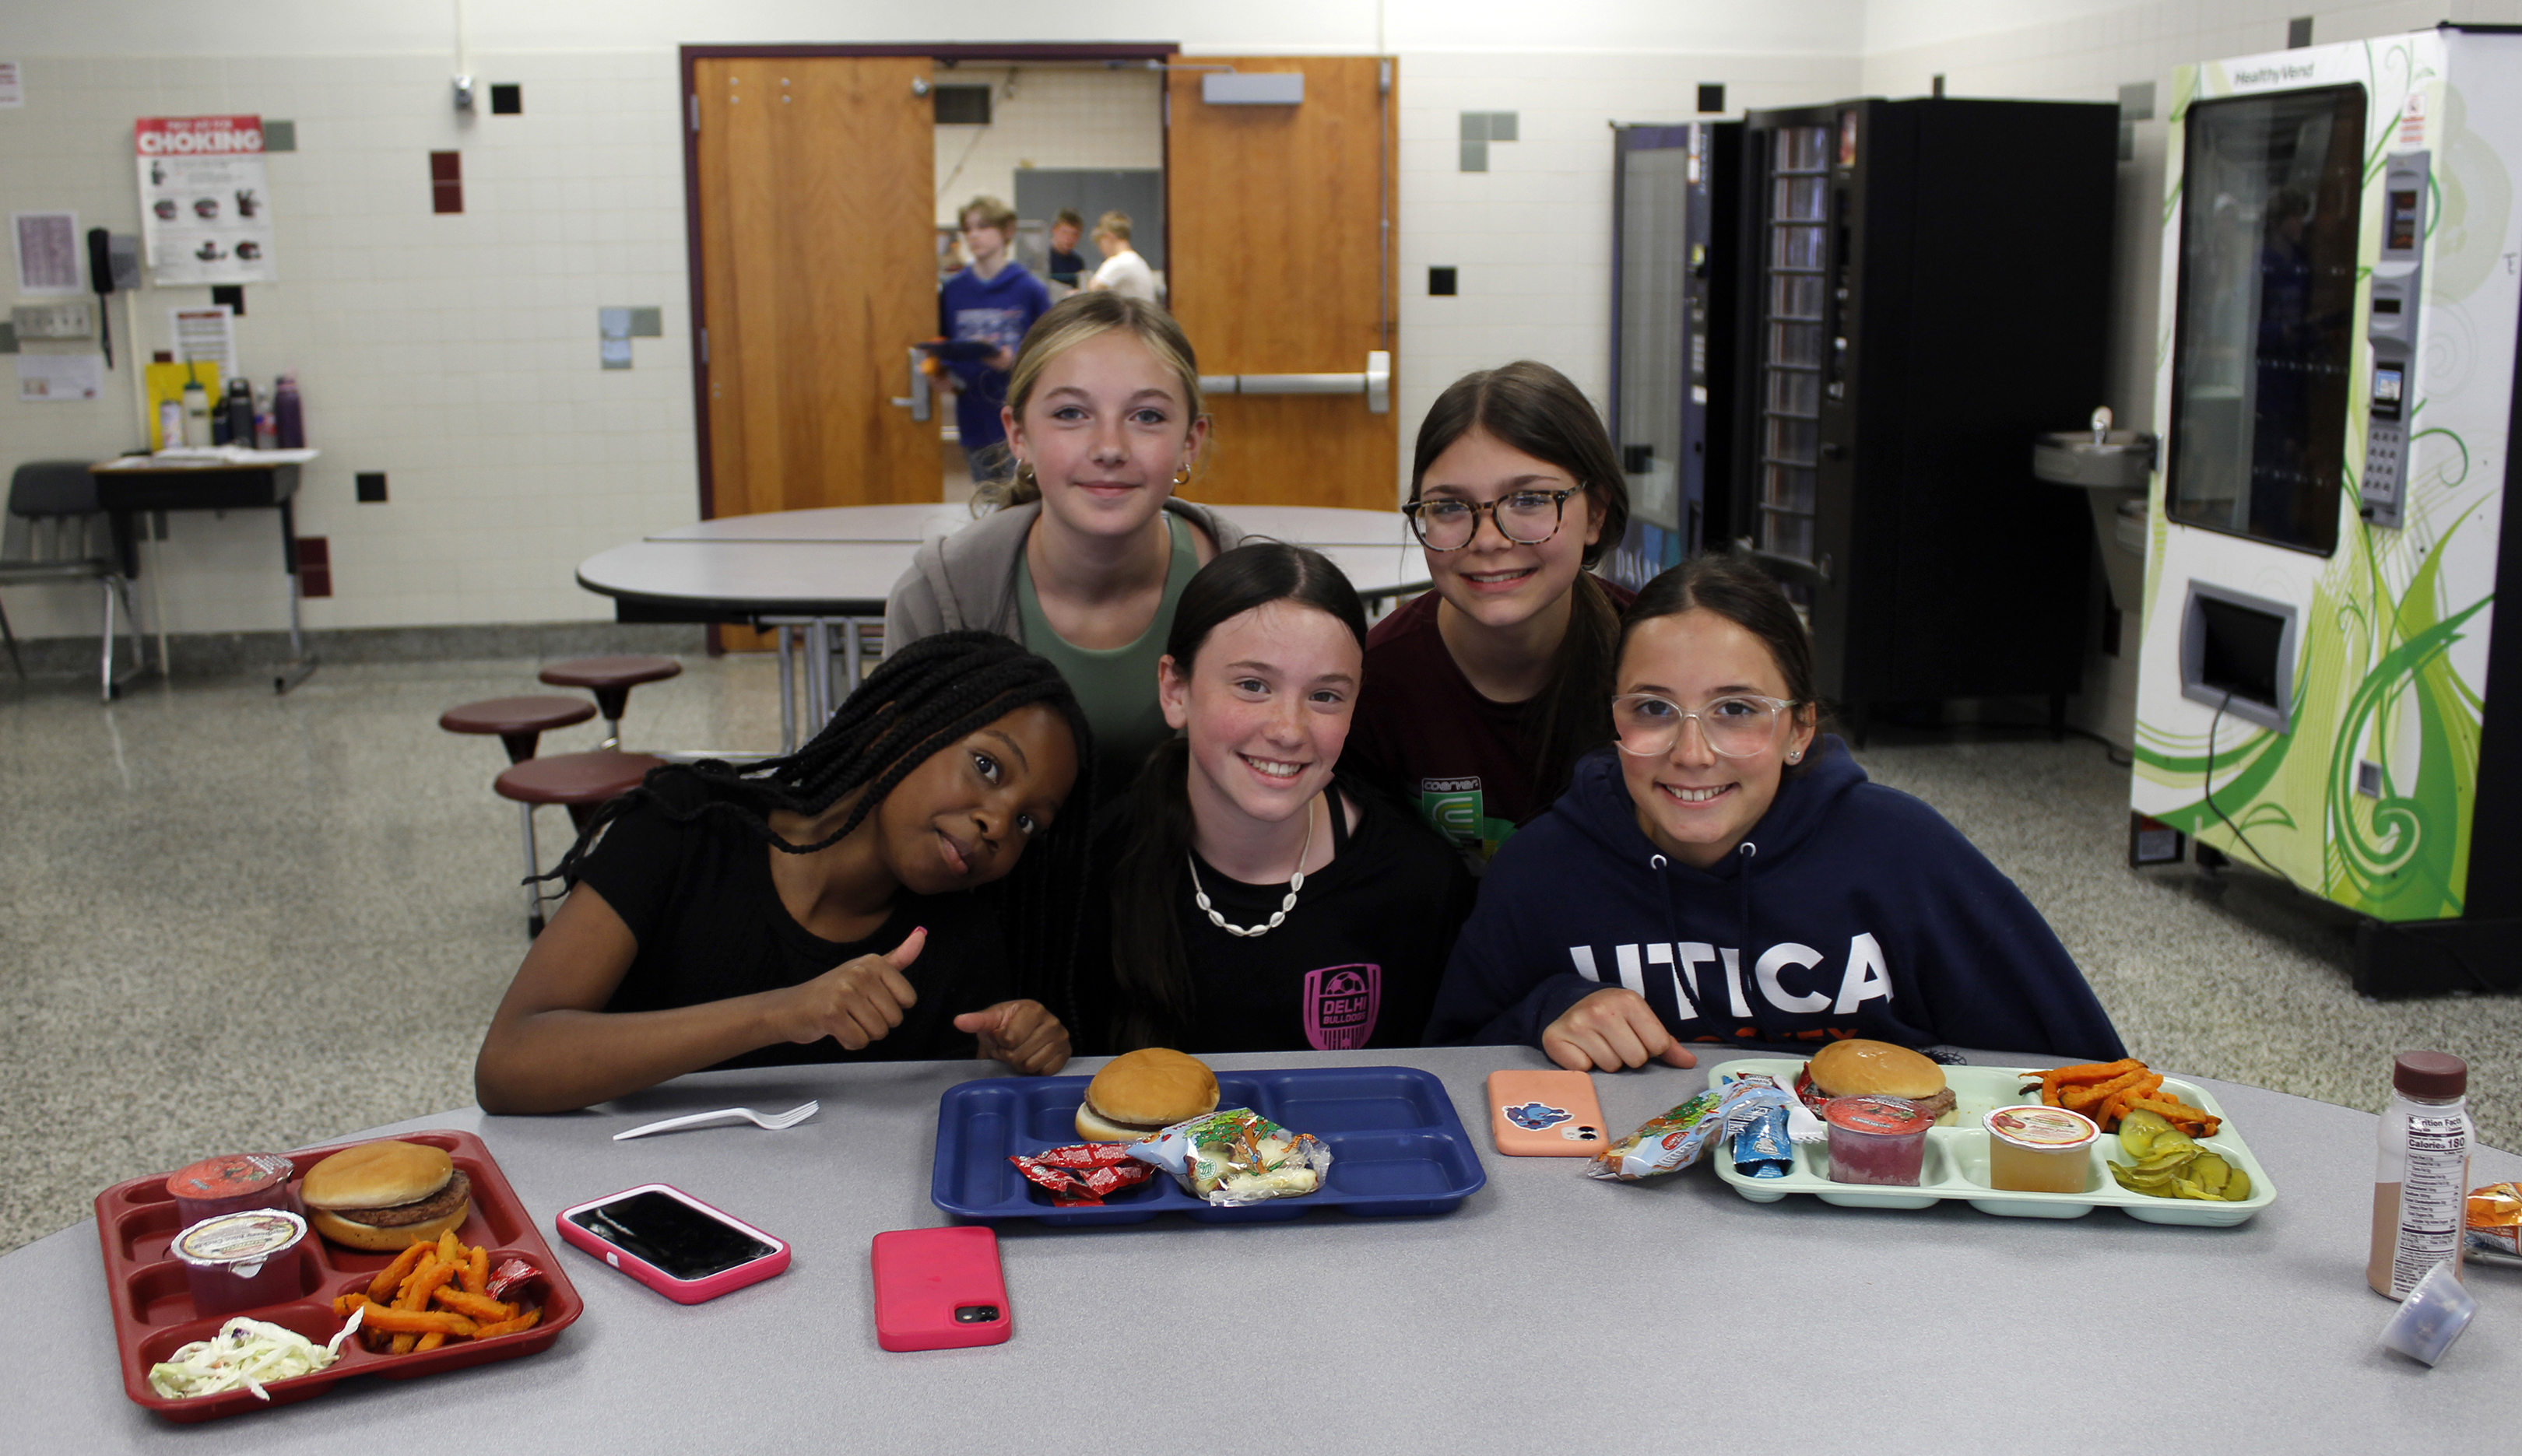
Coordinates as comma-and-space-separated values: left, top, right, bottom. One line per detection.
930, 1065, 1488, 1226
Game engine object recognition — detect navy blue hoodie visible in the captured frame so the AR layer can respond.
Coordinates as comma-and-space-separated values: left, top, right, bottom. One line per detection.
1423, 737, 2127, 1061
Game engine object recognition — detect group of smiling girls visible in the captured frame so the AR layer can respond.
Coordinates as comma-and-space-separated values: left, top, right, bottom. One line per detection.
473, 291, 2124, 1115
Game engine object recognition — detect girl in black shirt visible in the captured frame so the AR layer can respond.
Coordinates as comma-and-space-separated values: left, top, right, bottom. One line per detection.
1080, 546, 1474, 1054
475, 633, 1093, 1114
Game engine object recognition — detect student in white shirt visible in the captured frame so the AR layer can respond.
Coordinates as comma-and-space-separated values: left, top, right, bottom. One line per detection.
1088, 210, 1160, 305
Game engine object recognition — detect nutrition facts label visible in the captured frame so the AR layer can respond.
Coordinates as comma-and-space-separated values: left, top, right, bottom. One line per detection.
2391, 1114, 2470, 1295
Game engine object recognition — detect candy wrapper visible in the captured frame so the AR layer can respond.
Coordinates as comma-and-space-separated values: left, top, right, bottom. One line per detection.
1588, 1075, 1793, 1182
483, 1257, 546, 1303
1126, 1108, 1330, 1207
2468, 1181, 2522, 1258
1010, 1142, 1160, 1207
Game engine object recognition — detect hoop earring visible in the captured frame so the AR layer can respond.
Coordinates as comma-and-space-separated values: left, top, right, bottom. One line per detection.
1016, 460, 1036, 487
1171, 465, 1192, 488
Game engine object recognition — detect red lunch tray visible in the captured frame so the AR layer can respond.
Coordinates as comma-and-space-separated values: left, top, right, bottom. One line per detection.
93, 1129, 583, 1423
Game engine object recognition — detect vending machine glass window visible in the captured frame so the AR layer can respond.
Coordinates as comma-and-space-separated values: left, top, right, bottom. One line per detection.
1755, 125, 1832, 570
2165, 85, 2364, 556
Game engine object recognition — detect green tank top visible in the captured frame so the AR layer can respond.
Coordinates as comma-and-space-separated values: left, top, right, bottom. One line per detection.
1017, 511, 1198, 804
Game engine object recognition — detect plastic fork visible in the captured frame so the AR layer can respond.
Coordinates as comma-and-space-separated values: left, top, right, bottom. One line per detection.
611, 1100, 820, 1142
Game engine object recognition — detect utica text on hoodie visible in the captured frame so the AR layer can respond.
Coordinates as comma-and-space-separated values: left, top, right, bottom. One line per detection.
1422, 738, 2127, 1061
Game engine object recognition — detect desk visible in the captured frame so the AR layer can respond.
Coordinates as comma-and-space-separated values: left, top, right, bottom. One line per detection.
577, 504, 1430, 750
89, 452, 321, 693
7, 1045, 2517, 1451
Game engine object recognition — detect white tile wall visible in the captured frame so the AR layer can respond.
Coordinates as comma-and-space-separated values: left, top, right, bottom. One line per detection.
932, 67, 1164, 229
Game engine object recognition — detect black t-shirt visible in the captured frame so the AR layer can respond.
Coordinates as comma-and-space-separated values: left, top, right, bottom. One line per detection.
573, 798, 1012, 1068
1077, 776, 1475, 1054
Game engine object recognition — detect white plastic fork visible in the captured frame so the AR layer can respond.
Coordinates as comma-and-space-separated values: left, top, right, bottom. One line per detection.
612, 1100, 820, 1141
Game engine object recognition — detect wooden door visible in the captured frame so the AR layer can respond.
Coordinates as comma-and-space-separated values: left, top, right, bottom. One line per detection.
1166, 58, 1396, 510
693, 57, 936, 521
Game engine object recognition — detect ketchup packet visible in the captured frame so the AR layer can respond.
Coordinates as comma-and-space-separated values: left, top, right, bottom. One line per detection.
1010, 1143, 1159, 1207
2468, 1182, 2521, 1258
483, 1257, 547, 1303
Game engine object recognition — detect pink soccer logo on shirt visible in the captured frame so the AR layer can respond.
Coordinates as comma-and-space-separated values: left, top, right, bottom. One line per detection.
1303, 963, 1382, 1051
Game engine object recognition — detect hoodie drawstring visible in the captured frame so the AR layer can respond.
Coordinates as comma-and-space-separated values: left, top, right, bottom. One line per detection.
1737, 840, 1758, 948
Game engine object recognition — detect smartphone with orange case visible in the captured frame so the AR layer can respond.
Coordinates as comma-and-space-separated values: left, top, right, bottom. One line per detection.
1485, 1069, 1608, 1156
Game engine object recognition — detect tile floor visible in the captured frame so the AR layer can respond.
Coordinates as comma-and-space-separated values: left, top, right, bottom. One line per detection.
2, 654, 2517, 1254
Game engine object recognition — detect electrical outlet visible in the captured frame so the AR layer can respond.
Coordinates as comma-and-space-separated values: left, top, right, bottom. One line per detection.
2356, 760, 2383, 798
12, 300, 95, 339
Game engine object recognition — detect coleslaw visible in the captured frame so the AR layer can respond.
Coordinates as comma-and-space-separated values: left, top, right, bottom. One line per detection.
146, 1305, 363, 1401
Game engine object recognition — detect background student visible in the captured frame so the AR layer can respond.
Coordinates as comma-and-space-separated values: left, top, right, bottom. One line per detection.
887, 291, 1245, 805
1087, 210, 1160, 303
1423, 556, 2127, 1069
1047, 207, 1089, 288
473, 633, 1093, 1114
940, 195, 1054, 479
1080, 544, 1474, 1055
1344, 360, 1632, 862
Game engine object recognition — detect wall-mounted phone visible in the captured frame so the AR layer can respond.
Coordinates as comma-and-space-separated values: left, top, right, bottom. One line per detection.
2361, 151, 2429, 529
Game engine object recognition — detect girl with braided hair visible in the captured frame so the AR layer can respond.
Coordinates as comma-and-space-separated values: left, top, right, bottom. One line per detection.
475, 633, 1092, 1114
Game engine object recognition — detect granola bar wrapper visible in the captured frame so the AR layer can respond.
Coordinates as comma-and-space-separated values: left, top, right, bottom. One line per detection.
1010, 1142, 1159, 1207
2468, 1181, 2522, 1258
1126, 1108, 1330, 1207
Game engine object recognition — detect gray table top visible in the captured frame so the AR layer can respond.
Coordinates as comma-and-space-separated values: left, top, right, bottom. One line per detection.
578, 504, 1431, 619
14, 1045, 2517, 1452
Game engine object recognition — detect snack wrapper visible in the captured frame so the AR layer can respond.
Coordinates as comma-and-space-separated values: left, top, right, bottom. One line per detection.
483, 1257, 546, 1303
1732, 1103, 1794, 1178
1010, 1142, 1160, 1207
2468, 1181, 2522, 1258
1126, 1108, 1330, 1207
1588, 1075, 1793, 1182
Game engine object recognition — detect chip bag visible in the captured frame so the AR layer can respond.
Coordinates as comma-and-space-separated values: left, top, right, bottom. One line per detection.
2468, 1181, 2521, 1258
1588, 1075, 1792, 1182
1126, 1108, 1330, 1207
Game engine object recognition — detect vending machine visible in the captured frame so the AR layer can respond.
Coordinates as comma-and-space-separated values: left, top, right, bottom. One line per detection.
2132, 26, 2522, 994
1605, 122, 1737, 588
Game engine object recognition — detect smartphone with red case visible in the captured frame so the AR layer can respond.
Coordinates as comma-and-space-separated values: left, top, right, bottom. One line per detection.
871, 1226, 1011, 1352
1485, 1069, 1609, 1156
556, 1184, 790, 1304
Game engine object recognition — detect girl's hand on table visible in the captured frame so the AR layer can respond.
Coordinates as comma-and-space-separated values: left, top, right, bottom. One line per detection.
1542, 988, 1699, 1073
776, 928, 928, 1049
955, 1000, 1071, 1075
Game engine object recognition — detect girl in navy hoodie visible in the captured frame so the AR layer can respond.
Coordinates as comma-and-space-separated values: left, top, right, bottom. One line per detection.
1424, 555, 2126, 1069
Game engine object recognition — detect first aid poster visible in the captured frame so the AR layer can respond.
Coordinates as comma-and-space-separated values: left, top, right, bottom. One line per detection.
136, 114, 276, 286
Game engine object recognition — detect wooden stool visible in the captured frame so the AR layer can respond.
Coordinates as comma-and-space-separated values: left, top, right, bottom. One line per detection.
438, 695, 598, 763
493, 749, 663, 936
539, 655, 682, 749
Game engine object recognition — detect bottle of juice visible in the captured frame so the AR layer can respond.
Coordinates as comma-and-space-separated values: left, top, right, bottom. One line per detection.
2368, 1051, 2471, 1299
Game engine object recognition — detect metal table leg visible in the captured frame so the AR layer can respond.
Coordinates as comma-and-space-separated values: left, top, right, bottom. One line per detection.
272, 497, 318, 694
804, 619, 832, 734
841, 616, 866, 703
777, 623, 798, 754
517, 801, 546, 938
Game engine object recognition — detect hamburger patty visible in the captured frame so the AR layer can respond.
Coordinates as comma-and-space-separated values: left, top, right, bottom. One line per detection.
325, 1169, 470, 1226
1795, 1071, 1957, 1122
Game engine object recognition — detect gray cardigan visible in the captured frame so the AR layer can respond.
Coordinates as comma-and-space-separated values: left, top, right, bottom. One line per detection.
881, 497, 1249, 655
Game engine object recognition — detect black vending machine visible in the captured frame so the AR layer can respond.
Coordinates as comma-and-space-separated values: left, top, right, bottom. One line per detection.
1729, 97, 2116, 734
1606, 122, 1738, 588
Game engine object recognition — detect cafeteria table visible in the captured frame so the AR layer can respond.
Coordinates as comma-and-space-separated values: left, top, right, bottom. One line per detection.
11, 1045, 2518, 1451
576, 503, 1431, 751
90, 451, 324, 693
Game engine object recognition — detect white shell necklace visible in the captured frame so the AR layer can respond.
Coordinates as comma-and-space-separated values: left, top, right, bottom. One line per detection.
1188, 794, 1318, 939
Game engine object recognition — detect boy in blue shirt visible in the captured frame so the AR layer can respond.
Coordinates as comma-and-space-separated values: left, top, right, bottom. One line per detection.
940, 195, 1052, 479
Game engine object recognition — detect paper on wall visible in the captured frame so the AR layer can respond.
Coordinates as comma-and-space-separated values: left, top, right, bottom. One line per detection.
170, 304, 237, 381
0, 61, 23, 108
19, 353, 104, 402
13, 211, 80, 294
136, 115, 276, 286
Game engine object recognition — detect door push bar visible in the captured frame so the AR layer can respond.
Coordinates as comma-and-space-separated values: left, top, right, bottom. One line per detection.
1200, 351, 1389, 414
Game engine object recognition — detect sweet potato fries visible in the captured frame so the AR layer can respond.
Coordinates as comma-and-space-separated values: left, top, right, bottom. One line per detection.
2018, 1059, 2220, 1137
330, 1228, 541, 1355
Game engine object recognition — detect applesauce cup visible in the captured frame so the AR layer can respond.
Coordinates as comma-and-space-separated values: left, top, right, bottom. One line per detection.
1824, 1096, 1934, 1186
1983, 1105, 2099, 1193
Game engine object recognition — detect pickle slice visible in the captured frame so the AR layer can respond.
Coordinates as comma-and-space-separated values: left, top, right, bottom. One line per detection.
2117, 1109, 2175, 1158
2222, 1167, 2251, 1202
2188, 1153, 2232, 1193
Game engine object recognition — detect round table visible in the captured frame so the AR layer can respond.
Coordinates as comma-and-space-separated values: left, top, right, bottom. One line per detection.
575, 503, 1433, 749
14, 1045, 2516, 1451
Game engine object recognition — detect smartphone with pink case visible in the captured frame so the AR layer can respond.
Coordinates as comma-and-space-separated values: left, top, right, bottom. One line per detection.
1486, 1069, 1609, 1156
871, 1226, 1011, 1352
556, 1184, 789, 1304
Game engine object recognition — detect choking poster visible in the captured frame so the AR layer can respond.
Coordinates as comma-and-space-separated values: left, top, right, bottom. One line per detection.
136, 114, 276, 286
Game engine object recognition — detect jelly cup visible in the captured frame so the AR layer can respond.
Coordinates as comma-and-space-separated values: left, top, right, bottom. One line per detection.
172, 1209, 307, 1319
165, 1153, 297, 1227
1825, 1096, 1933, 1186
1983, 1105, 2099, 1194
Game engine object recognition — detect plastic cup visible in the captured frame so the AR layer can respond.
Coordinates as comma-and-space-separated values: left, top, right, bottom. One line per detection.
1983, 1105, 2099, 1193
2379, 1259, 2476, 1367
1825, 1096, 1933, 1186
165, 1153, 297, 1227
172, 1209, 308, 1319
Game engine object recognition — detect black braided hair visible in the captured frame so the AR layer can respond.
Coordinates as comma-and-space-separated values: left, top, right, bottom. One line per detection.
542, 630, 1098, 1027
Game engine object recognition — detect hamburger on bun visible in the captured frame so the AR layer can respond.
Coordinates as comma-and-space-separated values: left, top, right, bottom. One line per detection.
1076, 1048, 1220, 1142
1797, 1040, 1957, 1126
300, 1140, 472, 1251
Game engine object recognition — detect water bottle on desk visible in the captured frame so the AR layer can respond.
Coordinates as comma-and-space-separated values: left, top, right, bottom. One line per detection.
273, 372, 304, 449
224, 378, 255, 451
181, 379, 212, 447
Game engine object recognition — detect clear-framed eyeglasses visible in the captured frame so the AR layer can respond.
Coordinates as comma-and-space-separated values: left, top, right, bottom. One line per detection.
1401, 488, 1582, 551
1612, 693, 1800, 759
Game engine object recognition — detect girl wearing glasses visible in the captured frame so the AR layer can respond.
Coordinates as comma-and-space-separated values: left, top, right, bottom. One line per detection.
1077, 543, 1474, 1054
1344, 362, 1632, 863
1424, 555, 2125, 1069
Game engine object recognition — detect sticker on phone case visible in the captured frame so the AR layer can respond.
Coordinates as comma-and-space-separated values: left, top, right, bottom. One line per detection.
1503, 1100, 1574, 1131
1302, 963, 1381, 1050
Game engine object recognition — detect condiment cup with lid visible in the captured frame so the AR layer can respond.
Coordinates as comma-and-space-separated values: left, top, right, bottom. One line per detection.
1823, 1096, 1934, 1186
172, 1209, 308, 1319
1983, 1105, 2099, 1194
